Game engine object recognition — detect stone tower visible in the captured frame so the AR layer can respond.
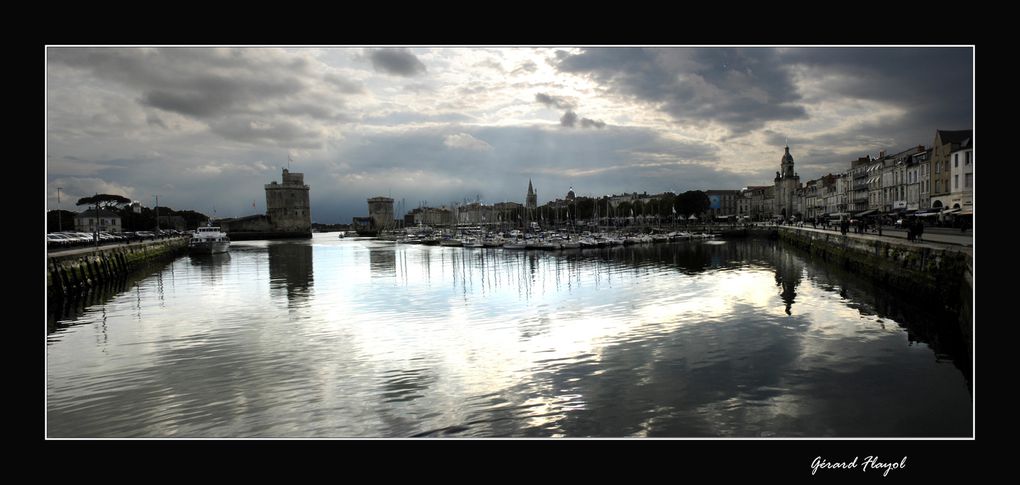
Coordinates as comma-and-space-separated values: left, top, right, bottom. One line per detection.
265, 168, 311, 233
774, 145, 801, 220
368, 196, 395, 230
526, 179, 537, 210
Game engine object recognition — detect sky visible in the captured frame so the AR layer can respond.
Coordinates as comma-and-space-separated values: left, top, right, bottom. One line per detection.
46, 46, 973, 223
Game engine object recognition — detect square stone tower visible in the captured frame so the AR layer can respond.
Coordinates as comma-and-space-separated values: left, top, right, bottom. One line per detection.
265, 168, 311, 233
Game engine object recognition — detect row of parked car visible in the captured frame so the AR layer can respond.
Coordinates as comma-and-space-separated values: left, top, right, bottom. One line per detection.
47, 230, 187, 250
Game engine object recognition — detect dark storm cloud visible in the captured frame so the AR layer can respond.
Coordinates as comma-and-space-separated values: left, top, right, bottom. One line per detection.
367, 48, 427, 77
141, 89, 236, 118
535, 93, 576, 110
209, 117, 322, 149
146, 113, 168, 129
781, 47, 971, 107
780, 47, 972, 150
560, 110, 578, 127
51, 48, 312, 118
559, 110, 606, 129
556, 48, 807, 136
49, 47, 357, 127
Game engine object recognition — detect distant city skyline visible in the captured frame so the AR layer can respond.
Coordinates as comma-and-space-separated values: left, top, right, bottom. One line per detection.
46, 46, 973, 223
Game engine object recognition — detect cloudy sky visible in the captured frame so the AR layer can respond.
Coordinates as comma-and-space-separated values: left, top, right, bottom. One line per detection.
46, 46, 973, 223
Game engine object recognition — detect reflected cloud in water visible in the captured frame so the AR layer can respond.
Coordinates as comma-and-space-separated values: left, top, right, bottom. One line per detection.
47, 235, 970, 437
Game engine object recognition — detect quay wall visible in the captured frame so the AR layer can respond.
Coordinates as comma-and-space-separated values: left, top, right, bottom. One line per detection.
47, 238, 188, 300
774, 227, 972, 333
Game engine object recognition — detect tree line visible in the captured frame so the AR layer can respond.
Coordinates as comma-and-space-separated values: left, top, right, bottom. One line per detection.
47, 193, 211, 232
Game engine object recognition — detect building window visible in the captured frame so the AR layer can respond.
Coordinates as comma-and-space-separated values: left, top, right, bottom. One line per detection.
954, 154, 959, 166
965, 173, 972, 188
954, 175, 958, 190
966, 151, 971, 165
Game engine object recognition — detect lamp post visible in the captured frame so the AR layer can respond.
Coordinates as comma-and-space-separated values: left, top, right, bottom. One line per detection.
154, 195, 160, 232
93, 193, 99, 249
57, 187, 63, 232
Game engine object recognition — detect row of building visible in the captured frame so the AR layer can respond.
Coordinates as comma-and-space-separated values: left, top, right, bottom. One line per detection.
361, 127, 972, 229
709, 129, 973, 222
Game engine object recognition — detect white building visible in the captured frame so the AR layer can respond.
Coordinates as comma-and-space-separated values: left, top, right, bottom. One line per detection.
75, 209, 122, 233
949, 137, 973, 212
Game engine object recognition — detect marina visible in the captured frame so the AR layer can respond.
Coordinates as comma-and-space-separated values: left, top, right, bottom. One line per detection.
46, 233, 971, 437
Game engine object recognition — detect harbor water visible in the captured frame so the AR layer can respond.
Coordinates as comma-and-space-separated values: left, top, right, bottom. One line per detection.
46, 233, 971, 437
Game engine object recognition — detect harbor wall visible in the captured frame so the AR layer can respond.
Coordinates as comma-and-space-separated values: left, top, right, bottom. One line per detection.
47, 238, 189, 300
774, 227, 973, 337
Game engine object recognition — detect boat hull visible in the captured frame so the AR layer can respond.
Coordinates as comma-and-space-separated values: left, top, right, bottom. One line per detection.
189, 241, 230, 254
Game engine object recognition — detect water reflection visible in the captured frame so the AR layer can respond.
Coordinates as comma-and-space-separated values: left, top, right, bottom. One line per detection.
369, 246, 396, 278
775, 250, 804, 315
188, 252, 231, 285
268, 243, 313, 306
47, 236, 970, 437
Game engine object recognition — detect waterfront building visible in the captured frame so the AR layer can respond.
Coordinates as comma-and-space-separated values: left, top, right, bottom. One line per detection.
906, 153, 921, 211
880, 145, 925, 216
914, 148, 932, 210
744, 186, 770, 220
848, 156, 870, 214
737, 189, 752, 219
949, 136, 973, 212
406, 206, 454, 227
494, 201, 524, 225
930, 129, 972, 210
865, 153, 886, 213
75, 209, 122, 233
802, 180, 819, 220
705, 189, 741, 219
762, 185, 776, 219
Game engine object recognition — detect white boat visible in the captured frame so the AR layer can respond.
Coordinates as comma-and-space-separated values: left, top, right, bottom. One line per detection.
189, 225, 230, 254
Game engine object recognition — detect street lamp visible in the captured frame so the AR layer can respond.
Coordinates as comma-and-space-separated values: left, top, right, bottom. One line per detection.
57, 187, 63, 232
154, 195, 160, 232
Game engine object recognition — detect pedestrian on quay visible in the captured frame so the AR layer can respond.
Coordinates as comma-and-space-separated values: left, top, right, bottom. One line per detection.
907, 221, 915, 242
916, 220, 924, 242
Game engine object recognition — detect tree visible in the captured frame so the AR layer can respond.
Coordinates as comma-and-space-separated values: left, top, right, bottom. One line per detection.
677, 190, 710, 218
76, 193, 130, 244
574, 197, 594, 221
76, 194, 131, 210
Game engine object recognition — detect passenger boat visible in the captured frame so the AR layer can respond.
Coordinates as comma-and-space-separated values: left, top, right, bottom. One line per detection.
189, 225, 230, 254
